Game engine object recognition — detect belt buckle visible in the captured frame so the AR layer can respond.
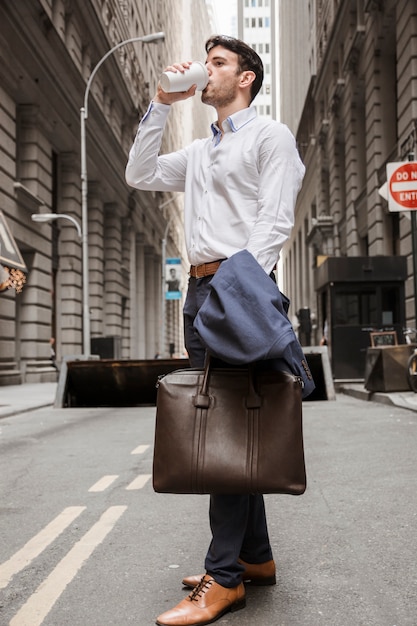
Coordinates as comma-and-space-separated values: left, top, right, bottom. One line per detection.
195, 264, 205, 279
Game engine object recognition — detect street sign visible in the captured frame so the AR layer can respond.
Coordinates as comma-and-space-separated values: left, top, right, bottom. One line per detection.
165, 257, 182, 300
386, 161, 417, 211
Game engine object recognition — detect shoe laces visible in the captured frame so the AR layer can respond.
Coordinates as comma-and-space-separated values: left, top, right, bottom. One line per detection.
189, 577, 213, 602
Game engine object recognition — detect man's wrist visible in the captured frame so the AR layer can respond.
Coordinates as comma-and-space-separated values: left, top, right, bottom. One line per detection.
153, 95, 171, 105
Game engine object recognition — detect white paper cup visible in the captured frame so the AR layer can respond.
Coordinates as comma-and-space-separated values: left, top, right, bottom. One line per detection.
159, 62, 209, 93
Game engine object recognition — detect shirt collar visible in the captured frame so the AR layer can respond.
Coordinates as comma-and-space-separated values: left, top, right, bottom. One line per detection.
211, 106, 257, 139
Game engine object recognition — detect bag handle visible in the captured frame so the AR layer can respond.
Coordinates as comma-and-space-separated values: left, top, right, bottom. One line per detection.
194, 355, 261, 409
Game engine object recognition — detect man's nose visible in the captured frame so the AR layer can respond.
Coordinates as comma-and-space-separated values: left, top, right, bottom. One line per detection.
205, 63, 212, 75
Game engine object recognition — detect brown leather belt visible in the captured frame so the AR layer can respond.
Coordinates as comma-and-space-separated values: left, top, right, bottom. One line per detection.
189, 260, 224, 278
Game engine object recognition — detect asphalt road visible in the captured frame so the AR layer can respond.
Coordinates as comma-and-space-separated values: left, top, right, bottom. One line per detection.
0, 396, 416, 625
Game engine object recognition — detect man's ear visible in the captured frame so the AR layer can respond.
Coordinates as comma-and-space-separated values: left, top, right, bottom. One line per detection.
239, 70, 256, 89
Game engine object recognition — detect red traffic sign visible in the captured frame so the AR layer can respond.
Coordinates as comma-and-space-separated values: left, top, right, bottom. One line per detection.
386, 161, 417, 211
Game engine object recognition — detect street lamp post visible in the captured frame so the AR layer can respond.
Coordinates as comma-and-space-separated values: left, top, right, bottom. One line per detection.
80, 31, 165, 356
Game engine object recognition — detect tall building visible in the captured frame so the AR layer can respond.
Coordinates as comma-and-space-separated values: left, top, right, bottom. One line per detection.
279, 0, 315, 135
237, 0, 279, 120
279, 0, 416, 381
0, 0, 215, 385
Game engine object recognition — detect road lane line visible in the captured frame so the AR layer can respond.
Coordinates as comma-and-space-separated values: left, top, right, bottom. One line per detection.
0, 506, 86, 590
131, 444, 150, 455
88, 475, 119, 492
125, 474, 152, 490
9, 505, 127, 626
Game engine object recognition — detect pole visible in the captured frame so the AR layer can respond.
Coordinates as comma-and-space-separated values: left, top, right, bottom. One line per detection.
80, 32, 164, 357
160, 217, 173, 357
158, 195, 178, 356
410, 145, 417, 327
408, 144, 417, 328
411, 212, 417, 327
161, 230, 167, 356
80, 106, 90, 356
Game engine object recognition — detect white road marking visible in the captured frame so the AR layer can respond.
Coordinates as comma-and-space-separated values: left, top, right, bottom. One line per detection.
125, 474, 152, 490
131, 444, 150, 455
9, 505, 127, 626
0, 506, 85, 590
88, 475, 119, 492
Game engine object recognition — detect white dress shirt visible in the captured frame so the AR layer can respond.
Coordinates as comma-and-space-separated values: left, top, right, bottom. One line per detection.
126, 103, 305, 273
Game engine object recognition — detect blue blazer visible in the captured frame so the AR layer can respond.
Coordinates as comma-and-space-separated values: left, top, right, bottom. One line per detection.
193, 250, 315, 399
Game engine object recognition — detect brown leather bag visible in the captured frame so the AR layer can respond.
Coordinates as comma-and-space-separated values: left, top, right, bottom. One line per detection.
153, 359, 306, 495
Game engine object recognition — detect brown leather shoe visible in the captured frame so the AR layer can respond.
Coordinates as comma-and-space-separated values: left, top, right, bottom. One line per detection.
156, 575, 245, 625
181, 558, 276, 590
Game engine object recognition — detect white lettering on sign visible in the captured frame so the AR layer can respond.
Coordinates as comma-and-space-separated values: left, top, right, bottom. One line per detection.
400, 192, 417, 201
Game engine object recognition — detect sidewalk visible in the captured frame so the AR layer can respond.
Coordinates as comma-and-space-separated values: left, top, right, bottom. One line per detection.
0, 382, 58, 419
338, 381, 417, 412
2, 380, 417, 418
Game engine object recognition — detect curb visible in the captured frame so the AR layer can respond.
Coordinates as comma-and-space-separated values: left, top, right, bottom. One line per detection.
339, 385, 417, 413
0, 402, 55, 420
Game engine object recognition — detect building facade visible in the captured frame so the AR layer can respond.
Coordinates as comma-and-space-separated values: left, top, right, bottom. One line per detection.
0, 0, 214, 385
279, 0, 314, 135
280, 0, 417, 379
237, 0, 279, 120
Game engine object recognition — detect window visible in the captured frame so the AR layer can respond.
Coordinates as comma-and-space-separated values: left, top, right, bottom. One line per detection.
334, 291, 378, 326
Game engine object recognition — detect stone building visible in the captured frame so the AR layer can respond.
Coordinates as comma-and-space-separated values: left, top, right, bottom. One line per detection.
280, 0, 416, 380
0, 0, 214, 385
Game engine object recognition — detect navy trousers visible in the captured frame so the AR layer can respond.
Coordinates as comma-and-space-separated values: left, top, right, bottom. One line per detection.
183, 275, 274, 588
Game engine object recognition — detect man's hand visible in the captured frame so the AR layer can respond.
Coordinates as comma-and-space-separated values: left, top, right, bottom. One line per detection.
153, 62, 197, 105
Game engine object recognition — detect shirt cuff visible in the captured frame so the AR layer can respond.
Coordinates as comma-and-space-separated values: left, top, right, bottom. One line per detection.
141, 100, 171, 124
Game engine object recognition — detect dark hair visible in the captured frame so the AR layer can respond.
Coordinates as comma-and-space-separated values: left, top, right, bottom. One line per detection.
205, 35, 264, 103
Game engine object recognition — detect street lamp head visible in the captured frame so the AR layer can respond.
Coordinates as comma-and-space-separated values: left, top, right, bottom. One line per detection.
31, 213, 82, 238
139, 32, 165, 43
31, 213, 57, 223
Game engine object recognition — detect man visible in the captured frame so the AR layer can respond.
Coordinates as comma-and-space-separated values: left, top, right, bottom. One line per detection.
126, 35, 305, 626
166, 267, 180, 292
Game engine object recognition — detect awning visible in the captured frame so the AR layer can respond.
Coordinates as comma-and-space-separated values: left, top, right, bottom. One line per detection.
0, 210, 28, 293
